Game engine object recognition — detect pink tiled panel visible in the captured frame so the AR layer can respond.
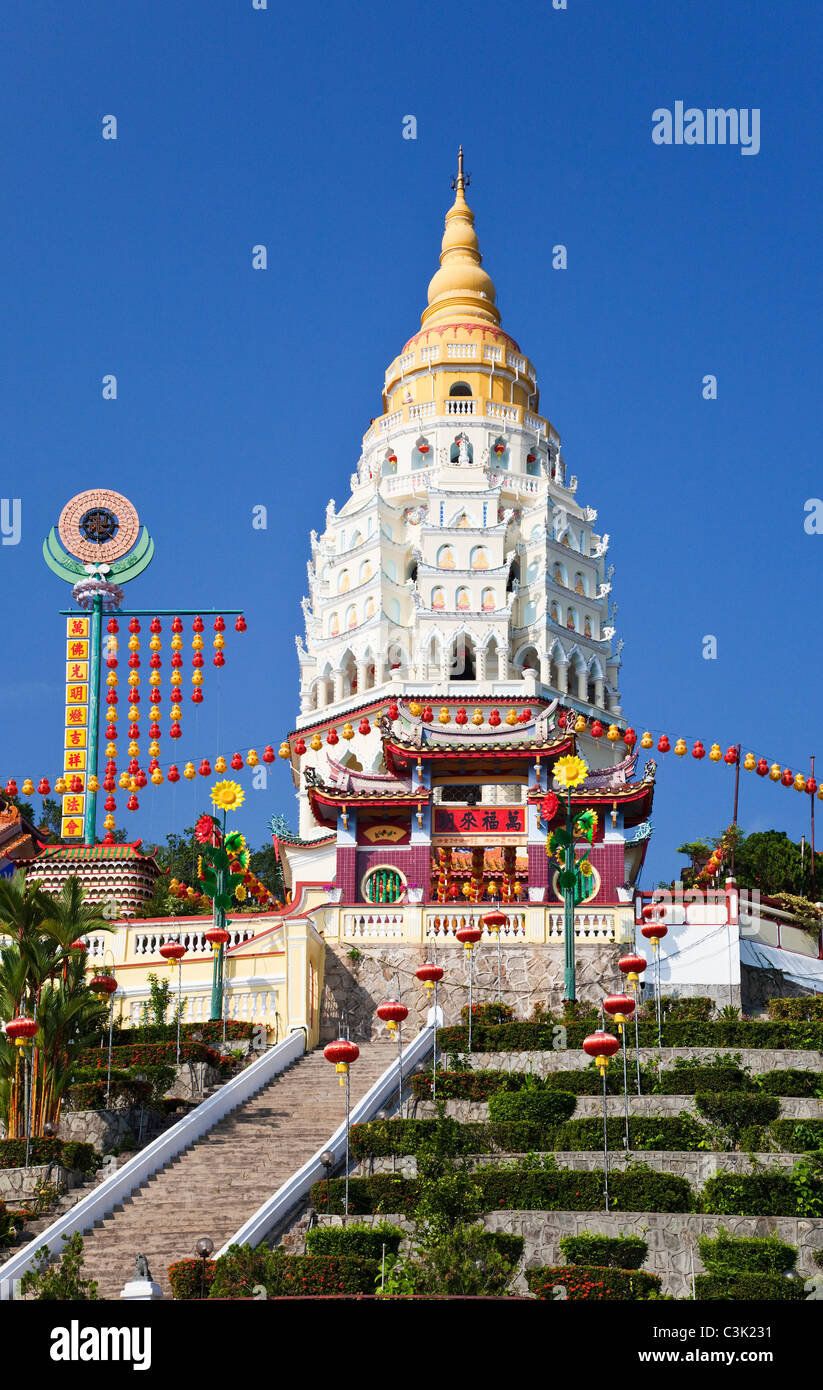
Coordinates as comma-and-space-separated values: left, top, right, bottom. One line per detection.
543, 841, 627, 906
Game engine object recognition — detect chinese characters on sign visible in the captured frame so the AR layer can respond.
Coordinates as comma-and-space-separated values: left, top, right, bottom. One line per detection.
62, 616, 89, 837
433, 807, 525, 836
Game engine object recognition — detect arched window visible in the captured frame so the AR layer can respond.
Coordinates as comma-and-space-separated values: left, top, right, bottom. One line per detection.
413, 436, 431, 468
470, 546, 489, 570
363, 866, 405, 904
387, 597, 401, 622
553, 562, 565, 586
350, 530, 362, 549
451, 634, 476, 680
449, 381, 472, 396
566, 607, 577, 631
584, 615, 592, 638
550, 601, 559, 623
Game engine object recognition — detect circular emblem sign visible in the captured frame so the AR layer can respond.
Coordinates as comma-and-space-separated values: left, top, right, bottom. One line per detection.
58, 490, 140, 564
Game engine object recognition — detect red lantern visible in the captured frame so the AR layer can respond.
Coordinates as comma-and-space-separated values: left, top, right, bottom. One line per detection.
171, 653, 183, 669
641, 911, 668, 942
415, 962, 444, 996
527, 451, 536, 463
421, 705, 434, 723
781, 768, 794, 787
618, 953, 647, 982
590, 721, 604, 739
171, 617, 183, 633
518, 708, 531, 723
724, 747, 739, 765
235, 615, 247, 633
5, 1016, 38, 1047
657, 735, 670, 753
107, 618, 119, 634
387, 702, 399, 721
127, 794, 139, 811
199, 760, 212, 776
149, 618, 162, 634
167, 765, 180, 783
323, 1037, 360, 1084
230, 753, 244, 770
171, 687, 182, 703
488, 710, 501, 727
293, 737, 306, 756
106, 656, 118, 670
807, 777, 818, 796
376, 999, 409, 1034
4, 779, 18, 797
159, 943, 187, 965
455, 923, 482, 951
205, 927, 230, 952
603, 992, 636, 1024
149, 722, 161, 738
104, 796, 116, 811
70, 939, 87, 952
692, 741, 706, 760
128, 654, 141, 669
192, 653, 204, 669
128, 618, 141, 634
214, 616, 226, 632
455, 708, 468, 726
134, 770, 147, 788
262, 745, 275, 763
358, 718, 370, 736
755, 758, 769, 776
127, 758, 139, 775
540, 792, 560, 824
169, 723, 182, 739
418, 443, 429, 455
582, 1030, 619, 1064
482, 909, 508, 930
106, 724, 117, 739
623, 728, 637, 749
192, 617, 204, 633
191, 689, 204, 704
37, 777, 50, 795
326, 729, 339, 746
556, 710, 568, 729
90, 974, 117, 996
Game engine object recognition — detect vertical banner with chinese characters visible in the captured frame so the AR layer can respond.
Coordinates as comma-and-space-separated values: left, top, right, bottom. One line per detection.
63, 616, 90, 838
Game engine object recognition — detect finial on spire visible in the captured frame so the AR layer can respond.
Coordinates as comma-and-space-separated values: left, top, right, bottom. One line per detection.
451, 145, 470, 193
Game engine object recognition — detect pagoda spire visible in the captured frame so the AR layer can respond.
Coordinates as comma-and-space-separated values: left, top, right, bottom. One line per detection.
421, 146, 500, 329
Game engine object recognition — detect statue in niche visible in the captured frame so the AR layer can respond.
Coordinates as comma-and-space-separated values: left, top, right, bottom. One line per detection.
574, 573, 585, 595
550, 601, 559, 622
584, 616, 592, 638
553, 563, 563, 585
432, 586, 445, 610
482, 588, 495, 611
456, 587, 470, 611
457, 434, 471, 467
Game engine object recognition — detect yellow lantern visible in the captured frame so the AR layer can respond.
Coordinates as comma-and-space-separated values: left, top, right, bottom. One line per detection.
149, 740, 160, 757
192, 636, 204, 652
108, 708, 118, 722
128, 672, 140, 688
409, 700, 422, 717
87, 775, 100, 793
149, 672, 161, 687
191, 671, 203, 687
129, 776, 137, 792
505, 709, 518, 726
769, 763, 781, 781
640, 731, 654, 749
151, 769, 164, 786
21, 779, 34, 796
105, 742, 117, 758
246, 749, 259, 767
818, 785, 823, 801
170, 704, 182, 720
118, 772, 130, 789
341, 723, 355, 740
183, 762, 196, 779
214, 756, 227, 773
743, 752, 756, 771
278, 742, 291, 759
103, 814, 115, 831
310, 733, 323, 752
106, 671, 118, 688
213, 634, 226, 651
574, 715, 587, 734
606, 725, 620, 743
171, 635, 183, 652
709, 743, 722, 762
128, 635, 140, 652
149, 635, 162, 652
128, 704, 140, 722
794, 773, 806, 792
106, 636, 118, 653
472, 708, 484, 726
127, 740, 140, 757
54, 777, 67, 794
674, 739, 687, 757
438, 707, 450, 724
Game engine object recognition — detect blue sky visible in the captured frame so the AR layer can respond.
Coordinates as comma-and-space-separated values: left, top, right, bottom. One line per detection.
1, 0, 821, 881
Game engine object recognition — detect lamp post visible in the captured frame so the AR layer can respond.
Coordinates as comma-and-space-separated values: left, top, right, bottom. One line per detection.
618, 953, 647, 1093
195, 1236, 214, 1300
455, 923, 482, 1052
90, 972, 118, 1107
582, 1029, 619, 1210
159, 942, 187, 1065
641, 906, 669, 1049
319, 1149, 335, 1217
604, 992, 636, 1152
323, 1039, 359, 1220
5, 1018, 38, 1166
416, 961, 444, 1103
376, 999, 409, 1118
482, 908, 508, 1003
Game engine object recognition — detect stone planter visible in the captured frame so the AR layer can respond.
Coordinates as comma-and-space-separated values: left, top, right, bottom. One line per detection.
616, 887, 633, 904
0, 1162, 81, 1202
406, 887, 424, 904
528, 887, 546, 903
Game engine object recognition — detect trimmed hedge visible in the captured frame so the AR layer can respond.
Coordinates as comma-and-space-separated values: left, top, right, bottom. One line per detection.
437, 1019, 823, 1052
207, 1244, 376, 1298
67, 1079, 153, 1111
700, 1170, 823, 1217
698, 1228, 797, 1276
527, 1265, 661, 1300
654, 1067, 752, 1094
487, 1089, 576, 1126
694, 1272, 805, 1301
559, 1233, 648, 1270
168, 1258, 216, 1299
769, 1119, 823, 1151
305, 1223, 404, 1260
311, 1165, 694, 1216
767, 998, 823, 1022
0, 1138, 98, 1173
349, 1114, 709, 1157
551, 1116, 708, 1152
757, 1068, 823, 1097
76, 1041, 221, 1069
115, 1019, 254, 1045
460, 1003, 515, 1026
694, 1091, 781, 1141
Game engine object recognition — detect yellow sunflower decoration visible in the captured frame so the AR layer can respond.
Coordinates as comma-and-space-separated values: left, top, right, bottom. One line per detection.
553, 755, 588, 789
210, 779, 245, 813
234, 883, 247, 902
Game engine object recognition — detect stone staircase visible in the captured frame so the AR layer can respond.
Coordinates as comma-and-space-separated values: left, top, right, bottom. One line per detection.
73, 1042, 396, 1300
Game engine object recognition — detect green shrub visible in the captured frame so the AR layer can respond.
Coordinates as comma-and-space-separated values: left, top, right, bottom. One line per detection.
694, 1272, 805, 1301
770, 1120, 823, 1152
460, 1002, 515, 1026
483, 1232, 524, 1265
694, 1092, 780, 1144
311, 1163, 694, 1216
654, 1068, 752, 1094
437, 1018, 823, 1053
527, 1265, 661, 1300
814, 1249, 823, 1270
552, 1115, 707, 1152
67, 1079, 153, 1111
77, 1041, 220, 1069
757, 1069, 823, 1097
410, 1070, 514, 1101
305, 1222, 403, 1260
0, 1138, 98, 1174
700, 1168, 823, 1217
698, 1226, 797, 1276
660, 996, 715, 1021
559, 1232, 649, 1270
487, 1089, 576, 1126
207, 1245, 376, 1298
168, 1258, 216, 1299
766, 998, 823, 1022
115, 1019, 254, 1044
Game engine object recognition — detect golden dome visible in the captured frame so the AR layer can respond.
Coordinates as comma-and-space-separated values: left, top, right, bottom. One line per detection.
422, 147, 500, 329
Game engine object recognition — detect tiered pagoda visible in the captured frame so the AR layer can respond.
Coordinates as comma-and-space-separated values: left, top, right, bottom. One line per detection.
277, 151, 655, 917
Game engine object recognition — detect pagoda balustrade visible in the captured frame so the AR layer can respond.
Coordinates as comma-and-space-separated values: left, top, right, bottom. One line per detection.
333, 904, 633, 945
426, 910, 527, 940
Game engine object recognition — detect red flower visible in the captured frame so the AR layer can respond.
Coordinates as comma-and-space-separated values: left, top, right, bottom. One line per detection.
195, 813, 217, 844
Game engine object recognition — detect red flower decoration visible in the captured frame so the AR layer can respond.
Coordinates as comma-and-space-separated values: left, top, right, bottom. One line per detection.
195, 814, 216, 843
540, 792, 560, 823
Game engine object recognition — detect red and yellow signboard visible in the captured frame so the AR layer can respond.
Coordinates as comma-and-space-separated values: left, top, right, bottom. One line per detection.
433, 806, 525, 837
62, 616, 90, 838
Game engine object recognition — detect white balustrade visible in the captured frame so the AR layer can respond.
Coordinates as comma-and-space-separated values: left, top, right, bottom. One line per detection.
379, 411, 402, 433
131, 927, 255, 957
446, 342, 478, 359
546, 912, 616, 941
445, 398, 476, 415
399, 351, 415, 371
507, 352, 527, 373
485, 402, 517, 421
524, 413, 546, 435
484, 346, 502, 363
424, 911, 526, 939
409, 401, 436, 419
343, 913, 406, 939
421, 346, 439, 363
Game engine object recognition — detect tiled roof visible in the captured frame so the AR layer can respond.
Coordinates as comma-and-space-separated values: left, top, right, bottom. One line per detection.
34, 840, 160, 863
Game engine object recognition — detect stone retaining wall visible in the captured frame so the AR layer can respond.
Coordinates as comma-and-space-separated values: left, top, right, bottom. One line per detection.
465, 1048, 823, 1073
0, 1163, 80, 1202
57, 1106, 168, 1154
350, 1148, 806, 1186
414, 1095, 823, 1121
